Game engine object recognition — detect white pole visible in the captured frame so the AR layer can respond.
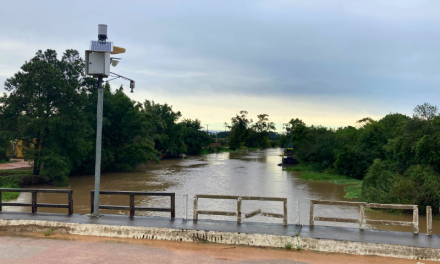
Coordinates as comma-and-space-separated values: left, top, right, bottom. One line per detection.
91, 75, 103, 217
296, 198, 300, 225
184, 194, 188, 219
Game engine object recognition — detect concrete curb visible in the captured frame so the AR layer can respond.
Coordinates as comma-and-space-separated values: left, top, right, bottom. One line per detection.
0, 219, 439, 261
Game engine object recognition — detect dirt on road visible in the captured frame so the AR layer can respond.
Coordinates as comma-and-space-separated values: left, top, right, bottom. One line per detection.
0, 231, 435, 264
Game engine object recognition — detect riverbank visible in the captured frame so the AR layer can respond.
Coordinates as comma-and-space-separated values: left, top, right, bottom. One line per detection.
0, 169, 49, 201
283, 165, 362, 199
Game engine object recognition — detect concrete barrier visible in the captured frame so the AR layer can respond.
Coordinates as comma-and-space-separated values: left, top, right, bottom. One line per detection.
1, 218, 439, 261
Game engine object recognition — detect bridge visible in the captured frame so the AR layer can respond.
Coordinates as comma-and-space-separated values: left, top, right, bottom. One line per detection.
0, 188, 439, 261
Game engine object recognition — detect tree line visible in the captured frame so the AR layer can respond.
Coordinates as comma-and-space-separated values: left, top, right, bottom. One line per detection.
285, 103, 440, 212
0, 49, 212, 185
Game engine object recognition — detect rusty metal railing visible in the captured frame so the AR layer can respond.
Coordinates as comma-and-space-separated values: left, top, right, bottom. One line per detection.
91, 191, 175, 218
309, 199, 419, 234
0, 188, 73, 215
193, 194, 287, 225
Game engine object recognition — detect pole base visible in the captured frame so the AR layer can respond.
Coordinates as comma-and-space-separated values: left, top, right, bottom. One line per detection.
88, 213, 103, 218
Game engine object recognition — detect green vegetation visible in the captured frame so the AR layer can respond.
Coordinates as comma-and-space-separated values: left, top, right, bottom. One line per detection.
0, 169, 48, 200
283, 164, 312, 171
299, 172, 361, 185
284, 242, 293, 250
0, 49, 215, 185
44, 227, 56, 236
1, 183, 20, 200
284, 103, 440, 214
344, 184, 362, 199
227, 111, 276, 150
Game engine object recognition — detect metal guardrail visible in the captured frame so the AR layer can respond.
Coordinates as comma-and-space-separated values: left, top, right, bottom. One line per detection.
193, 194, 288, 225
91, 191, 175, 218
310, 199, 419, 234
0, 188, 73, 215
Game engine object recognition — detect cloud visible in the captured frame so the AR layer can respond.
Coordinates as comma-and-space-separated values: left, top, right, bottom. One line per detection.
1, 0, 440, 128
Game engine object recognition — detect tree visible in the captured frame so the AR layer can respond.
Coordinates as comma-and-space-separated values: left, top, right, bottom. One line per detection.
414, 103, 438, 121
228, 111, 252, 150
142, 100, 186, 155
251, 114, 275, 148
181, 119, 212, 154
0, 49, 92, 184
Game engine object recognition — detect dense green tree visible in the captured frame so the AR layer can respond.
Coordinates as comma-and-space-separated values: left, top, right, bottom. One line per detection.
142, 100, 186, 155
0, 49, 92, 184
181, 119, 212, 154
228, 111, 252, 150
251, 114, 275, 148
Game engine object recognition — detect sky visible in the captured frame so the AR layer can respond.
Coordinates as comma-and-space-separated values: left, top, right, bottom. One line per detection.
1, 0, 439, 132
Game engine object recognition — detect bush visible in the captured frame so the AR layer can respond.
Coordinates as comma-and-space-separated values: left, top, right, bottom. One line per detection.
1, 183, 20, 200
361, 160, 440, 213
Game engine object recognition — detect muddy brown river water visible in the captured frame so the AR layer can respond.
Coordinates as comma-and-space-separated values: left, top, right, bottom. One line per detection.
4, 148, 438, 234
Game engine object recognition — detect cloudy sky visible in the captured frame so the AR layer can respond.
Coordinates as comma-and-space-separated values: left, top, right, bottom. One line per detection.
1, 0, 439, 131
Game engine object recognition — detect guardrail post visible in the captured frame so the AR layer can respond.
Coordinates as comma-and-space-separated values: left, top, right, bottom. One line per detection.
296, 198, 300, 225
283, 198, 287, 226
68, 191, 73, 215
31, 191, 37, 213
183, 194, 188, 219
427, 206, 432, 236
193, 195, 198, 221
0, 190, 2, 212
413, 206, 419, 234
237, 197, 242, 224
129, 194, 135, 218
309, 200, 314, 226
359, 204, 365, 230
170, 194, 175, 219
91, 191, 95, 214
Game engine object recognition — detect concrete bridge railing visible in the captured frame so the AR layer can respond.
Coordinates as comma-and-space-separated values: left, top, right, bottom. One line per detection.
193, 194, 288, 225
310, 199, 419, 234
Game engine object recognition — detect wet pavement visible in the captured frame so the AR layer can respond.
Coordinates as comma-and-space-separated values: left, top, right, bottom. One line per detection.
1, 212, 439, 249
2, 233, 434, 264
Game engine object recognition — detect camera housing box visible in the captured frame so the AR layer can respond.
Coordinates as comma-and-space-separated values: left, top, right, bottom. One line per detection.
85, 51, 110, 77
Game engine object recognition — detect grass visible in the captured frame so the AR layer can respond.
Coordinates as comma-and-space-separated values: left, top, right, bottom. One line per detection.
1, 183, 20, 200
283, 163, 363, 199
0, 169, 33, 176
299, 172, 361, 185
0, 161, 12, 164
44, 227, 56, 236
282, 164, 311, 172
344, 184, 362, 199
284, 242, 293, 250
296, 244, 302, 251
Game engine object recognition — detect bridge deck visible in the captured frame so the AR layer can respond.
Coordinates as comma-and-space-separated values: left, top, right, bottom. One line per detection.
0, 212, 439, 249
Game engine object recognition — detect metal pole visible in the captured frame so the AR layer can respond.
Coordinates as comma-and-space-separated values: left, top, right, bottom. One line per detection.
91, 75, 103, 217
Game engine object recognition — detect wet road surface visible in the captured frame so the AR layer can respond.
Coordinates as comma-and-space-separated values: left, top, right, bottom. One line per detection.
0, 232, 435, 264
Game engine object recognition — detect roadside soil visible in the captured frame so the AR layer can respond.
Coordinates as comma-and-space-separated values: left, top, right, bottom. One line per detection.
0, 231, 435, 264
0, 159, 32, 170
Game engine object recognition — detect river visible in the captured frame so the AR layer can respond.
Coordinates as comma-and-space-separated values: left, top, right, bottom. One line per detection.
4, 148, 437, 234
